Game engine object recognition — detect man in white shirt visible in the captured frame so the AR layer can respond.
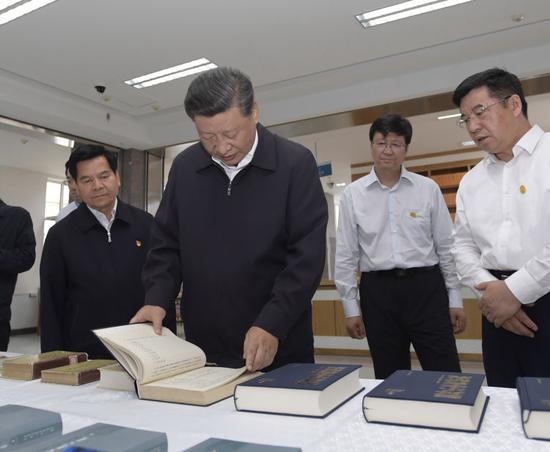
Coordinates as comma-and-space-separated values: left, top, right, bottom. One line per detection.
335, 113, 465, 379
452, 68, 550, 387
56, 162, 81, 222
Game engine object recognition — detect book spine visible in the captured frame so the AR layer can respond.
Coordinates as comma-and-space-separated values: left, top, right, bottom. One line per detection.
31, 354, 87, 379
77, 368, 101, 385
516, 377, 532, 439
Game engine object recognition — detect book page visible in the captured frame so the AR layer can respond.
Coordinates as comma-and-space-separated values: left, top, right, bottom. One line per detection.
142, 366, 247, 392
94, 324, 206, 384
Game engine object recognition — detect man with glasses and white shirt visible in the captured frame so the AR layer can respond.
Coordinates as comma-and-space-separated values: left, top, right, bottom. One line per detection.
452, 68, 550, 387
335, 113, 465, 379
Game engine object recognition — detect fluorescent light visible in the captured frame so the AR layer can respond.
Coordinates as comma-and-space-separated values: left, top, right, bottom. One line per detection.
437, 113, 461, 120
53, 136, 74, 148
0, 0, 58, 26
462, 140, 476, 147
356, 0, 473, 28
125, 59, 217, 89
336, 183, 347, 187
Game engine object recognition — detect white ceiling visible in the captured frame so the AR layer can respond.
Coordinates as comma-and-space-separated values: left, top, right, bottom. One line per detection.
0, 0, 550, 153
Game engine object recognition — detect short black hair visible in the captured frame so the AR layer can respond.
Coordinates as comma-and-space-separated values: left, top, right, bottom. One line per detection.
68, 144, 118, 179
184, 67, 254, 119
452, 68, 528, 118
369, 114, 413, 145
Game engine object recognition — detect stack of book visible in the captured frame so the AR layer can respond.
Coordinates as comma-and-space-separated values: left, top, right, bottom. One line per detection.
2, 351, 114, 385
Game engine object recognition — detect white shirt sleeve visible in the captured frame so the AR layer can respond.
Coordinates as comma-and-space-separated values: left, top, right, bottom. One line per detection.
334, 189, 362, 318
452, 188, 497, 298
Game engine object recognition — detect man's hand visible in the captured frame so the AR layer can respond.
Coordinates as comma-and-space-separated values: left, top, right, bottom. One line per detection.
345, 316, 366, 339
449, 308, 467, 334
475, 280, 521, 327
501, 308, 537, 338
129, 305, 166, 335
243, 326, 279, 372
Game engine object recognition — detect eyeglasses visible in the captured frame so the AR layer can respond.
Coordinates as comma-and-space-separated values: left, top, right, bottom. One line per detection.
372, 141, 406, 152
457, 95, 511, 128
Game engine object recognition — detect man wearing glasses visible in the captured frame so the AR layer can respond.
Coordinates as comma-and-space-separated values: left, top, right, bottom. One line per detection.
335, 113, 464, 379
452, 68, 550, 387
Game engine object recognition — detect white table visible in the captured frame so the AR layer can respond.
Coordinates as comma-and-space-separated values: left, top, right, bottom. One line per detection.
0, 377, 547, 452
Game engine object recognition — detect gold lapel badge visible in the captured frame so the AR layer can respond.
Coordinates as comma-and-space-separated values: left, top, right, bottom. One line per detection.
410, 211, 417, 218
136, 240, 142, 247
519, 185, 526, 194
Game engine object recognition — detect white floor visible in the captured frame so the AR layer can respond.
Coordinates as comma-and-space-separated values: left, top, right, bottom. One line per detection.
7, 333, 485, 379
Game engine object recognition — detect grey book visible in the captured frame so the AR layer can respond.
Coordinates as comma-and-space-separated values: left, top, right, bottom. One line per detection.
184, 437, 302, 451
15, 423, 168, 452
0, 404, 62, 450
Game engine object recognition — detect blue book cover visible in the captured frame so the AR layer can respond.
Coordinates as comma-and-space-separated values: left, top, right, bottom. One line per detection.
363, 370, 489, 433
366, 369, 484, 405
234, 363, 363, 418
517, 377, 550, 441
236, 363, 361, 390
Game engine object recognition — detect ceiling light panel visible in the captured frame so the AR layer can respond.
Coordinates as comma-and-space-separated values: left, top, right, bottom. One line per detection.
125, 59, 217, 89
356, 0, 473, 28
0, 0, 58, 26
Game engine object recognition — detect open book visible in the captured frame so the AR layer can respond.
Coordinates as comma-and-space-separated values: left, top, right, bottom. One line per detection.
93, 324, 259, 406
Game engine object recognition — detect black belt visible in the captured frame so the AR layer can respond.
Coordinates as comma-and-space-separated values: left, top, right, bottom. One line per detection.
367, 265, 439, 278
488, 269, 516, 280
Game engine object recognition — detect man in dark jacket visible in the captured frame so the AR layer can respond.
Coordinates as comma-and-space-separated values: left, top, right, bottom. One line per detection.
40, 145, 170, 358
131, 67, 328, 372
0, 199, 36, 350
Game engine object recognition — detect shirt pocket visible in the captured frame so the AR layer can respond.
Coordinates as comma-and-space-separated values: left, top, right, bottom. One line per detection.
401, 205, 432, 247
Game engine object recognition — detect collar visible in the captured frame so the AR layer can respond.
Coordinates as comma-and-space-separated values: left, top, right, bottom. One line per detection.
363, 165, 413, 189
195, 123, 277, 173
75, 198, 131, 232
486, 124, 543, 164
87, 197, 118, 225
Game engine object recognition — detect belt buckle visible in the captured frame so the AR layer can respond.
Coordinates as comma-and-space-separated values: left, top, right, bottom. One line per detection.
395, 268, 407, 277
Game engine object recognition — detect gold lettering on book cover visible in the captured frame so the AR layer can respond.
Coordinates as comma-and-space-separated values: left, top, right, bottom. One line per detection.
298, 367, 346, 386
433, 375, 471, 400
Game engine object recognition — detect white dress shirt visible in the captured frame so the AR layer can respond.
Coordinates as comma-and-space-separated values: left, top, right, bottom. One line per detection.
87, 198, 118, 243
56, 200, 80, 221
212, 130, 258, 181
335, 167, 462, 317
453, 124, 550, 305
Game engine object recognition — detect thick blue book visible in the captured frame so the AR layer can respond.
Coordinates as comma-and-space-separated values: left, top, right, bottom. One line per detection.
234, 363, 363, 418
363, 370, 489, 433
184, 437, 302, 451
15, 422, 167, 452
517, 377, 550, 440
0, 404, 62, 450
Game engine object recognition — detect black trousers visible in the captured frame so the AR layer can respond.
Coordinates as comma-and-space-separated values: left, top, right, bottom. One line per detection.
0, 303, 10, 351
360, 266, 461, 379
482, 292, 550, 388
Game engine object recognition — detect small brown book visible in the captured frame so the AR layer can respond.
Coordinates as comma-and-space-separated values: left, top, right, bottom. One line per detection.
41, 359, 115, 385
3, 351, 88, 380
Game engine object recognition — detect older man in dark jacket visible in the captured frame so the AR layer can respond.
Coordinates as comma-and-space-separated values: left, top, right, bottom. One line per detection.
131, 67, 328, 372
0, 199, 36, 350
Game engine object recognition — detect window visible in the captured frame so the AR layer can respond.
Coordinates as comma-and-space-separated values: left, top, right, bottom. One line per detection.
43, 179, 69, 241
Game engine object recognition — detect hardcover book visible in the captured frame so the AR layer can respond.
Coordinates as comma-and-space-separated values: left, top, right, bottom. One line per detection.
97, 362, 136, 392
184, 437, 302, 451
41, 359, 115, 385
363, 369, 489, 432
0, 404, 62, 450
15, 422, 167, 452
234, 363, 363, 418
517, 376, 550, 440
93, 323, 259, 406
2, 351, 88, 380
